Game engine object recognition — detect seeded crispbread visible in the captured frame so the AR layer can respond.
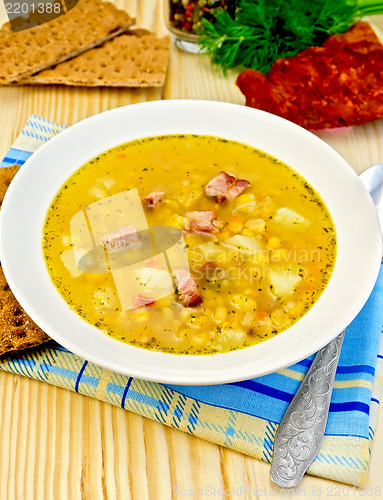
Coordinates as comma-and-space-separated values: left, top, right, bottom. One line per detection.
22, 29, 170, 87
0, 0, 135, 84
0, 165, 50, 355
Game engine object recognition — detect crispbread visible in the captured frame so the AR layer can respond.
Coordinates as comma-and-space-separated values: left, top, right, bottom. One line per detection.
0, 164, 20, 206
0, 0, 135, 83
23, 29, 171, 87
0, 165, 50, 355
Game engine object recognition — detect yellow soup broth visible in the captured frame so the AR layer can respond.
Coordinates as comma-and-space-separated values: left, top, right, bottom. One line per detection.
43, 135, 336, 354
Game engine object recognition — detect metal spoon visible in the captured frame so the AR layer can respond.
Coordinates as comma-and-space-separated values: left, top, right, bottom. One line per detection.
270, 163, 383, 488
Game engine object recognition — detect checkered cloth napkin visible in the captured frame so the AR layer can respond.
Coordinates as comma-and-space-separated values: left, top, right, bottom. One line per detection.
1, 116, 382, 486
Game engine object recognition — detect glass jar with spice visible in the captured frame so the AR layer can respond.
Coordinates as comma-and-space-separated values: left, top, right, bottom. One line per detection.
165, 0, 235, 53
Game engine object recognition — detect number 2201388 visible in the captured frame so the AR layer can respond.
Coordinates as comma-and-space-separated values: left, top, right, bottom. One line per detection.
5, 2, 61, 14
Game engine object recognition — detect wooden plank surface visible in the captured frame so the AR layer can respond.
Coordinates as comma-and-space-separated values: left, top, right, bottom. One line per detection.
0, 1, 382, 498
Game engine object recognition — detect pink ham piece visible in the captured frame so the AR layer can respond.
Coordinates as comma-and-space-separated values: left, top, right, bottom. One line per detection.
200, 261, 217, 278
143, 191, 165, 207
134, 294, 155, 307
173, 269, 203, 307
206, 171, 250, 204
185, 210, 218, 234
101, 225, 139, 249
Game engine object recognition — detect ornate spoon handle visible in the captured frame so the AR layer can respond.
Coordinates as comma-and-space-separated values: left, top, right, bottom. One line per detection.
270, 329, 345, 488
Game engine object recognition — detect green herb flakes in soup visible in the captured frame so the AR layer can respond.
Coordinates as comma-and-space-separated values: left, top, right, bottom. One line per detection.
43, 135, 336, 354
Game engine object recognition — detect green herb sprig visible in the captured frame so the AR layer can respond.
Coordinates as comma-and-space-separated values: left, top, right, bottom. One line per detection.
198, 0, 383, 74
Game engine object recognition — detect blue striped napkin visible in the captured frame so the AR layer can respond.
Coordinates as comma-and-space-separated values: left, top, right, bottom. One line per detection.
0, 115, 382, 487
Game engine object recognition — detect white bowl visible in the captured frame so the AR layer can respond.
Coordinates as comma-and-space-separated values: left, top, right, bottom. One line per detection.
0, 100, 381, 385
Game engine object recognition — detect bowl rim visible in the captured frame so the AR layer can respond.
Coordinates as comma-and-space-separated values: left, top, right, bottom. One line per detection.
0, 99, 381, 385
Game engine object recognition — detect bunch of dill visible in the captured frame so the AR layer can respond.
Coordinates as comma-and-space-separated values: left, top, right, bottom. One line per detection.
198, 0, 379, 73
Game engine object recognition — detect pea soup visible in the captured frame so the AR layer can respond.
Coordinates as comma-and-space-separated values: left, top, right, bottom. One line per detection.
43, 135, 336, 354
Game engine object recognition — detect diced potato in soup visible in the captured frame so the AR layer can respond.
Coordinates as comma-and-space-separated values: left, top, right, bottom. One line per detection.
272, 207, 310, 228
268, 267, 303, 297
43, 135, 336, 354
135, 267, 173, 291
60, 248, 84, 278
224, 235, 264, 254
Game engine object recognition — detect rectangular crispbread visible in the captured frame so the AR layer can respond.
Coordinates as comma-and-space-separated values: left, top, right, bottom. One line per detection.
0, 0, 135, 83
0, 165, 50, 356
22, 29, 170, 87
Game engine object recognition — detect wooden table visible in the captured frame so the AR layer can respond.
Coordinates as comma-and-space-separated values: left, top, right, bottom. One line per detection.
0, 1, 383, 498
